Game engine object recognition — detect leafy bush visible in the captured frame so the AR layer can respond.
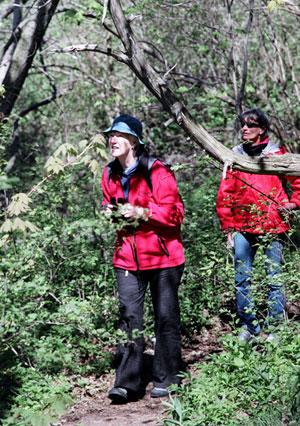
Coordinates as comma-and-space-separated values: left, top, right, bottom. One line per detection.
1, 134, 300, 425
164, 322, 300, 425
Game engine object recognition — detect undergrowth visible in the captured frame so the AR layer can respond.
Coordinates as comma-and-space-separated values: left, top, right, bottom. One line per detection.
0, 145, 300, 425
164, 322, 300, 425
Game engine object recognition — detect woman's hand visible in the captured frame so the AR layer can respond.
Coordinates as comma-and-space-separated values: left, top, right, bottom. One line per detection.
102, 203, 114, 218
278, 202, 297, 220
223, 227, 235, 248
278, 202, 297, 211
119, 203, 145, 219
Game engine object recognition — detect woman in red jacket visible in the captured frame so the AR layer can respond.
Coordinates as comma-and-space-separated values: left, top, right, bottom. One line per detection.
101, 114, 185, 402
216, 109, 300, 342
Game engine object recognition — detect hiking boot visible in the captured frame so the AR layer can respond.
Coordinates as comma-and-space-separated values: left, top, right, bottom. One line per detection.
108, 387, 128, 403
150, 387, 169, 398
237, 328, 252, 342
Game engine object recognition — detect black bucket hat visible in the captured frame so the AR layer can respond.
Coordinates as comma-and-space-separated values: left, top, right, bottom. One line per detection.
103, 114, 144, 144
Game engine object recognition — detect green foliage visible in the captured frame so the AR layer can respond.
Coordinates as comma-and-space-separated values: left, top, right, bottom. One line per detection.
2, 374, 73, 426
267, 0, 283, 12
177, 156, 234, 332
0, 108, 18, 191
164, 323, 300, 425
1, 1, 300, 422
1, 126, 300, 423
0, 147, 117, 421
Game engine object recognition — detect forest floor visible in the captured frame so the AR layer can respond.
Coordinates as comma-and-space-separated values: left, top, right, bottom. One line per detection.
59, 319, 231, 426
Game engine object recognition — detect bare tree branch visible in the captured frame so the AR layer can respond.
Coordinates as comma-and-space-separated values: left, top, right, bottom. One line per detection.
51, 43, 128, 64
106, 0, 300, 176
0, 5, 14, 21
236, 0, 254, 115
4, 85, 72, 173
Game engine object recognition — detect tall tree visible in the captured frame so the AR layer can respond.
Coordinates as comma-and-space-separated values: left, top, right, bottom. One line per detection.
0, 0, 60, 117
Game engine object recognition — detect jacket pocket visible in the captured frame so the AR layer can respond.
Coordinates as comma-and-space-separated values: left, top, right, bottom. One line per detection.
157, 234, 169, 257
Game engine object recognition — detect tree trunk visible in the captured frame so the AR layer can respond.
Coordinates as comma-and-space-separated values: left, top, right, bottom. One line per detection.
0, 0, 60, 117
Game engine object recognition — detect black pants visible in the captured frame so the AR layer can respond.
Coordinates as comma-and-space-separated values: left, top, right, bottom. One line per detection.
114, 264, 184, 393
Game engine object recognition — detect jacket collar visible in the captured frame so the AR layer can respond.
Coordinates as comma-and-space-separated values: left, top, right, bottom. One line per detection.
233, 138, 281, 157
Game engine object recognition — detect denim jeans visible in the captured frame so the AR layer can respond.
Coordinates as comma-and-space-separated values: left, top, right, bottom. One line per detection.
234, 232, 285, 335
114, 264, 184, 393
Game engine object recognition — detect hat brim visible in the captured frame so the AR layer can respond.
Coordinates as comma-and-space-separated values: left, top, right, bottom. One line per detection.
103, 122, 144, 144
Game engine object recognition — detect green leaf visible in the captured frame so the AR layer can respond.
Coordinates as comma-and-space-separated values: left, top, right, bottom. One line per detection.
267, 0, 282, 12
7, 193, 31, 216
12, 217, 27, 231
89, 159, 101, 175
45, 156, 65, 175
54, 143, 78, 157
51, 398, 67, 415
0, 218, 13, 232
233, 357, 245, 367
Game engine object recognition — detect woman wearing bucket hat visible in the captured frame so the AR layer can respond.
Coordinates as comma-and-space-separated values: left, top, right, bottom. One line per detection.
101, 114, 185, 403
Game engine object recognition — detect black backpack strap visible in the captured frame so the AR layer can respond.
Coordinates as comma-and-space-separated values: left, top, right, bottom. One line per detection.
107, 153, 171, 194
107, 159, 122, 183
137, 153, 153, 191
147, 156, 157, 170
138, 153, 172, 192
106, 161, 114, 183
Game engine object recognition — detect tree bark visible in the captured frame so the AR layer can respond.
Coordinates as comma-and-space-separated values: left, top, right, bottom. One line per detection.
107, 0, 300, 176
0, 0, 60, 117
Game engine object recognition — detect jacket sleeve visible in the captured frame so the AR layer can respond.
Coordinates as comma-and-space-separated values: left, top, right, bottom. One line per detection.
277, 146, 300, 209
284, 175, 300, 208
216, 171, 237, 230
146, 163, 184, 228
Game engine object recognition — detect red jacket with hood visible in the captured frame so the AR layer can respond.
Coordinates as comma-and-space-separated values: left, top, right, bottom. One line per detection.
101, 155, 185, 270
216, 138, 300, 234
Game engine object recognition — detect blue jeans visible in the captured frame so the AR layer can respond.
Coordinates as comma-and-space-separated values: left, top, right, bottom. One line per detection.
114, 264, 184, 393
234, 232, 285, 335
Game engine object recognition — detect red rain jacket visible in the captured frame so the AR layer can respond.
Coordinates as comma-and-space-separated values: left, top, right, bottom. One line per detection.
216, 139, 300, 234
101, 157, 185, 270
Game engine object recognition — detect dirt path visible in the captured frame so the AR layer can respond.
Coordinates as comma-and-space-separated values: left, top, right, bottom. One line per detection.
59, 323, 229, 426
60, 376, 169, 426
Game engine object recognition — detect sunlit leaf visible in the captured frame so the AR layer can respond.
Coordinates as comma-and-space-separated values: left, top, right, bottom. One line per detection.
79, 139, 89, 149
95, 147, 109, 160
89, 159, 101, 175
54, 143, 78, 157
91, 133, 106, 147
0, 234, 9, 247
45, 156, 65, 175
7, 193, 31, 216
0, 219, 13, 233
12, 217, 27, 231
80, 154, 92, 165
24, 220, 40, 232
267, 0, 283, 12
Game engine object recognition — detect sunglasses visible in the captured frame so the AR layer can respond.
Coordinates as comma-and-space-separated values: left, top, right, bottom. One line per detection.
241, 121, 261, 128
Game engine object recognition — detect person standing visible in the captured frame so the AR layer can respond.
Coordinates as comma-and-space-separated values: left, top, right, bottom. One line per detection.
101, 114, 185, 402
216, 109, 300, 342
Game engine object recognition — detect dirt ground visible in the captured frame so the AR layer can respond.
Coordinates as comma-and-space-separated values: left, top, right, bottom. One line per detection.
59, 321, 230, 426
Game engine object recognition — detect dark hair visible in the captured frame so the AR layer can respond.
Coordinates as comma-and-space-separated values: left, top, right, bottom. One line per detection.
135, 141, 146, 157
240, 109, 270, 139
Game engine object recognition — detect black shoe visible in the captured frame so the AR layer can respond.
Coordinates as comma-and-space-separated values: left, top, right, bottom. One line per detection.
150, 387, 169, 398
108, 387, 128, 403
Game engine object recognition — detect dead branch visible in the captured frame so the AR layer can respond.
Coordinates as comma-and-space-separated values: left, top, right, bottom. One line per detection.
106, 0, 300, 176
